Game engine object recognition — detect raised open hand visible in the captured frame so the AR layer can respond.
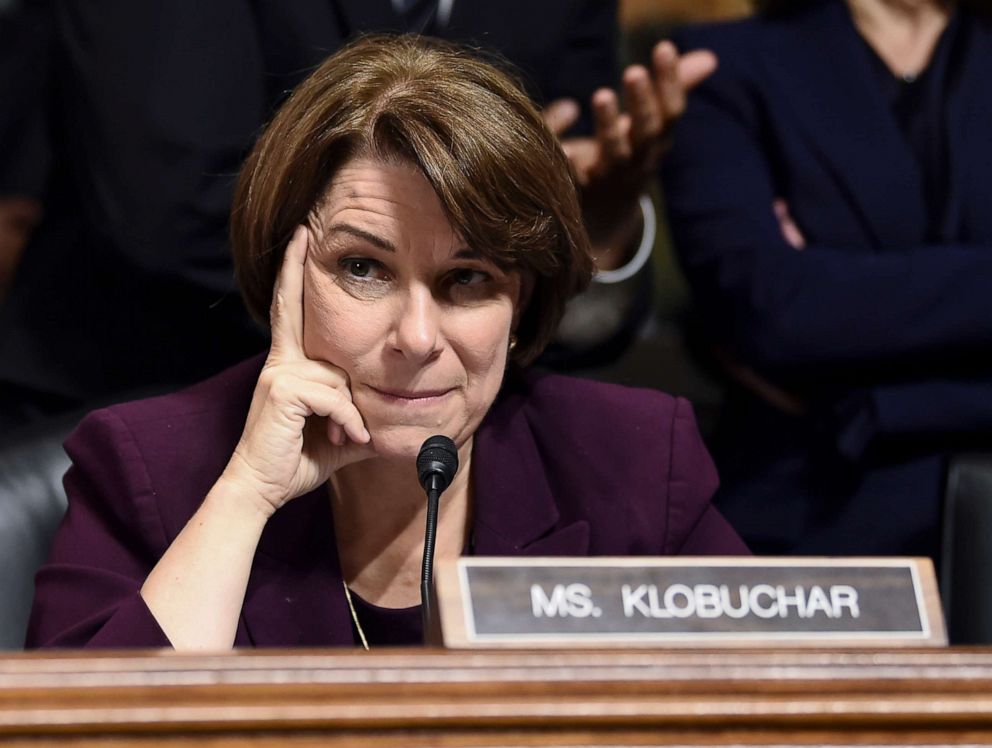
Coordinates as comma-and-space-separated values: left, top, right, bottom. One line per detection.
224, 226, 374, 515
544, 41, 718, 268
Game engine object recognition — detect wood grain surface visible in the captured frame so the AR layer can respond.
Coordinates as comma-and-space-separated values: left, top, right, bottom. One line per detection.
1, 648, 992, 745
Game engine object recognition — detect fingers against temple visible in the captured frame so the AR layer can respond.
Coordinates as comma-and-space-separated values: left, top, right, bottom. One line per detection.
270, 226, 308, 357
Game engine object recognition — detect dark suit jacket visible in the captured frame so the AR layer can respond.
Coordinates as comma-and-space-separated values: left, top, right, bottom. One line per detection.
661, 0, 992, 557
26, 356, 746, 648
0, 0, 617, 414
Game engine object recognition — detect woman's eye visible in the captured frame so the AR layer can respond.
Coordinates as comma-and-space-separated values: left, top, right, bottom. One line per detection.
340, 258, 384, 280
451, 268, 490, 286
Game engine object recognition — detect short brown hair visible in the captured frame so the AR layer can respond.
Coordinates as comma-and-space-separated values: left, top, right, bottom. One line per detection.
231, 34, 593, 366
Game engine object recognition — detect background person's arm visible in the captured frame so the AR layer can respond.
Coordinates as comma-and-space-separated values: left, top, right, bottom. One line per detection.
0, 0, 53, 297
660, 29, 992, 460
661, 38, 992, 376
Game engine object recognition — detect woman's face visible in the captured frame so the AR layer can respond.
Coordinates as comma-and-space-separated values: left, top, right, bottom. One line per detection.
303, 157, 524, 460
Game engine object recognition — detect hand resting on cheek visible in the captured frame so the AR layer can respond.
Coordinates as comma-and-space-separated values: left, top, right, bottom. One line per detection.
224, 225, 376, 518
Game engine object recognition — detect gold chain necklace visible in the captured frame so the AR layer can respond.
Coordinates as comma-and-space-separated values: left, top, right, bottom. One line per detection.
342, 581, 370, 650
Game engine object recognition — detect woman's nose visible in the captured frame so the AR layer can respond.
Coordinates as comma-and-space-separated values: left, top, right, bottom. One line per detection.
391, 286, 442, 362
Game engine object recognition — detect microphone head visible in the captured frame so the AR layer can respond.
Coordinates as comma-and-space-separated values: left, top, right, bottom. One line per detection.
417, 435, 459, 493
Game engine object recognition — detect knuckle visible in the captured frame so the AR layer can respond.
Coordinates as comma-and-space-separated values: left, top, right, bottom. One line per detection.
256, 367, 279, 391
266, 374, 296, 405
258, 364, 282, 389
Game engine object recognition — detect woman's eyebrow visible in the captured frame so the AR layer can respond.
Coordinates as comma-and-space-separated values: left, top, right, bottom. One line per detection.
327, 222, 482, 261
327, 223, 395, 252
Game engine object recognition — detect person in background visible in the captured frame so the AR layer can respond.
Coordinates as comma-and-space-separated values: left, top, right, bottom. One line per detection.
661, 0, 992, 559
0, 0, 716, 428
27, 36, 747, 650
0, 0, 47, 302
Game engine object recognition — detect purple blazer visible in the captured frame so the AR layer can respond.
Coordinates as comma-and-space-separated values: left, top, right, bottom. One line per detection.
26, 356, 747, 648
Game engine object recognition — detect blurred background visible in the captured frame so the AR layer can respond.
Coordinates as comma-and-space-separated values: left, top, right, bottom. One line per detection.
582, 0, 752, 436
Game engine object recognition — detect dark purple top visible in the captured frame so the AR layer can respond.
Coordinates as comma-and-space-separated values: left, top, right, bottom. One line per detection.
349, 592, 422, 648
26, 355, 748, 649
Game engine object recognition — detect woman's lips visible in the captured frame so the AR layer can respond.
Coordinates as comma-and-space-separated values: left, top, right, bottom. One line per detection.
366, 385, 455, 404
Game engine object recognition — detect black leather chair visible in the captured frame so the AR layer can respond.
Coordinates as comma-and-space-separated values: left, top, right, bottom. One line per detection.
942, 453, 992, 645
0, 416, 76, 649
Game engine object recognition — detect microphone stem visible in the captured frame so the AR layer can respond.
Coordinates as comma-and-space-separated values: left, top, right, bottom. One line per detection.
420, 482, 441, 641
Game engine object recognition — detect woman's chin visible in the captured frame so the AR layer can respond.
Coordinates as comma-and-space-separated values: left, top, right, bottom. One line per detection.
365, 424, 458, 463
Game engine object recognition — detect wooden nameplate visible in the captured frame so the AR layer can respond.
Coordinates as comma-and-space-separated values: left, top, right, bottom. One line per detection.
434, 557, 945, 648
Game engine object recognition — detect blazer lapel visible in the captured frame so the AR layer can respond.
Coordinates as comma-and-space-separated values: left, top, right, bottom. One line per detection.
241, 488, 355, 647
759, 1, 926, 248
470, 384, 590, 557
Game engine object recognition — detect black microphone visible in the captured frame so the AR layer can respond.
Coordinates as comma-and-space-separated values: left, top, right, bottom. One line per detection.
417, 435, 459, 643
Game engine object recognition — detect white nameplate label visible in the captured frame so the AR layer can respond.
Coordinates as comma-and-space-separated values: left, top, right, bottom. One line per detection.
434, 557, 945, 648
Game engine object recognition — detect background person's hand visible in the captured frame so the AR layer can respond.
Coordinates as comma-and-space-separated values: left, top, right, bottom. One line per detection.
0, 197, 42, 298
773, 198, 807, 250
543, 41, 718, 270
223, 226, 374, 515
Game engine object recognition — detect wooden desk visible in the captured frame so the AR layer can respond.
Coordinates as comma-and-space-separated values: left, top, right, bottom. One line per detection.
2, 648, 991, 746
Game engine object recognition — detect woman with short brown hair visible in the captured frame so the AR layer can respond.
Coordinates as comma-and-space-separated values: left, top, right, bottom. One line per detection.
28, 35, 746, 651
232, 35, 592, 368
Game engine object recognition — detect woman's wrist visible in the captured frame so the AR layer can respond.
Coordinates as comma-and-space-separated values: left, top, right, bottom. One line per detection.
209, 464, 281, 526
140, 469, 273, 650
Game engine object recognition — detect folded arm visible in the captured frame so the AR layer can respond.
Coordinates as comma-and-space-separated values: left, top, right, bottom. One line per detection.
660, 39, 992, 455
661, 53, 992, 378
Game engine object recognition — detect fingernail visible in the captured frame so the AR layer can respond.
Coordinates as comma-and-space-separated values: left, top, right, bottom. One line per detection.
557, 99, 579, 118
592, 88, 614, 109
623, 65, 648, 85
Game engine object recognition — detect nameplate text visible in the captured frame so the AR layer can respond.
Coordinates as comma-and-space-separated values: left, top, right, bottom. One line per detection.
434, 557, 945, 647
